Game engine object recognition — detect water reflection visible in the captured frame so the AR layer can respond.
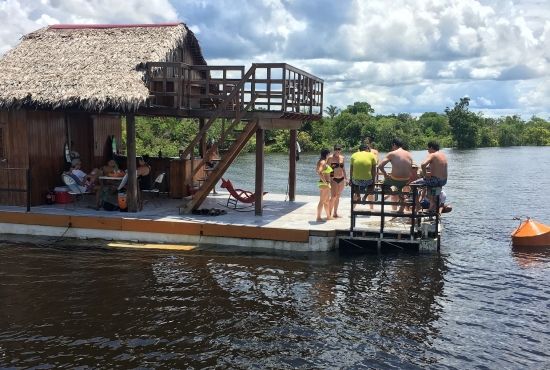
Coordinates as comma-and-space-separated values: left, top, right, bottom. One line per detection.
146, 250, 446, 367
511, 246, 550, 269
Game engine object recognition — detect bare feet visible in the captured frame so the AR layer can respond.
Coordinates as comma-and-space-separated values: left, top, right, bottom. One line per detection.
333, 214, 340, 218
316, 217, 323, 222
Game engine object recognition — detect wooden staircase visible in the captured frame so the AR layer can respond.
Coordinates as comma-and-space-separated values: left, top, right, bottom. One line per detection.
179, 119, 257, 213
178, 65, 261, 214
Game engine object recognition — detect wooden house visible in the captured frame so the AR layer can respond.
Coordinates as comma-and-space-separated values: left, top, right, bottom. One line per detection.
0, 23, 323, 214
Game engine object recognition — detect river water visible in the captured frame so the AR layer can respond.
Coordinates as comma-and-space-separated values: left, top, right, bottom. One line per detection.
1, 147, 549, 368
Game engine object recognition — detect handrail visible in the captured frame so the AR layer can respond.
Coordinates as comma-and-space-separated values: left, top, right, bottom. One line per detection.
178, 64, 258, 161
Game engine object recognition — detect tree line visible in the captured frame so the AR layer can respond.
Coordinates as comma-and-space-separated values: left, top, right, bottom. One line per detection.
128, 97, 550, 156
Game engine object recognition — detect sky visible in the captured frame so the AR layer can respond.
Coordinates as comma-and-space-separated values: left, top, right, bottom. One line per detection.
1, 0, 549, 119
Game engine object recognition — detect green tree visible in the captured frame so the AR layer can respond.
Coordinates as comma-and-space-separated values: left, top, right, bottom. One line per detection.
445, 97, 479, 149
343, 101, 375, 115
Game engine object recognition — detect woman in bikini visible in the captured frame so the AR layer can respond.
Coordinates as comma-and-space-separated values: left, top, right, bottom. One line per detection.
316, 148, 333, 222
327, 145, 348, 218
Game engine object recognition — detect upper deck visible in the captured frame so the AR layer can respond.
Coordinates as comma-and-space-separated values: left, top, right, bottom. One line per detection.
139, 62, 324, 120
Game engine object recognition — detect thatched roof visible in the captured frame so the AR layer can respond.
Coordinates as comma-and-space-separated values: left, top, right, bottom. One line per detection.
0, 23, 206, 112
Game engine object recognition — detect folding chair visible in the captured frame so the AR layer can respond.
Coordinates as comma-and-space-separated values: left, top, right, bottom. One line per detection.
141, 172, 165, 207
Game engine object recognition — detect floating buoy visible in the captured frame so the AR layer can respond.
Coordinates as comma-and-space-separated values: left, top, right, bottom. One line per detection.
511, 218, 550, 247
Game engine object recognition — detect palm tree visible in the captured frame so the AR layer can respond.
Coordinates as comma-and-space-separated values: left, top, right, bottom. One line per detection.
324, 105, 340, 119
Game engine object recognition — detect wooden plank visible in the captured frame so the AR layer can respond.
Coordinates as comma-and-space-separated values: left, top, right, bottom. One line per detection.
258, 119, 302, 130
201, 224, 309, 243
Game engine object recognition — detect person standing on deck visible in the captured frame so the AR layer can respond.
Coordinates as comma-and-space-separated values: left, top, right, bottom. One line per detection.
350, 144, 377, 209
364, 135, 380, 206
411, 141, 448, 213
377, 138, 413, 212
316, 149, 333, 222
327, 144, 348, 218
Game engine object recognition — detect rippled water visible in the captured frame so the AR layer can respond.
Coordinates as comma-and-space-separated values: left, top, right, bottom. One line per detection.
1, 147, 549, 368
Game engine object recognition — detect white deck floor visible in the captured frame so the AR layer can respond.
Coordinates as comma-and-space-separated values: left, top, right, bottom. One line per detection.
0, 191, 415, 235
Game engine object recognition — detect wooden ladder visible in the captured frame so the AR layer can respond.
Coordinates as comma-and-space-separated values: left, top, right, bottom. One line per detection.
179, 119, 257, 213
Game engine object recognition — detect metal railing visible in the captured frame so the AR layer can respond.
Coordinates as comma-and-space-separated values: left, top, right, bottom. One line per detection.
349, 183, 441, 250
0, 167, 31, 212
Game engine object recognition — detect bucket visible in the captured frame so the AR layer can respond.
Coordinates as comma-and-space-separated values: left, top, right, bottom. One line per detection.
118, 192, 127, 211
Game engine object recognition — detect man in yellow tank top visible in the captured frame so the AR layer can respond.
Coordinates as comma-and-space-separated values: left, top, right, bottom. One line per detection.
350, 144, 377, 206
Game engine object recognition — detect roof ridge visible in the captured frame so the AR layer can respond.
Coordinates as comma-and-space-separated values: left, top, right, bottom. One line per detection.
49, 23, 182, 30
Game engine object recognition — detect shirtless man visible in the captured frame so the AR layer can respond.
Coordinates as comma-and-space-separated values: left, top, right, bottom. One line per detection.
414, 141, 448, 187
377, 138, 413, 212
411, 141, 448, 212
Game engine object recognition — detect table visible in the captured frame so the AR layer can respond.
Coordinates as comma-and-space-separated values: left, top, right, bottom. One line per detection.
99, 175, 142, 210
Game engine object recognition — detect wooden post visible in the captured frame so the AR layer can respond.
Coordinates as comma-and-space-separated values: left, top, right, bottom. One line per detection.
199, 118, 206, 158
126, 114, 138, 212
289, 129, 297, 201
255, 127, 265, 216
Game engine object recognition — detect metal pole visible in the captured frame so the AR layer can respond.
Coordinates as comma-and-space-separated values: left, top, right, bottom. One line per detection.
26, 167, 31, 212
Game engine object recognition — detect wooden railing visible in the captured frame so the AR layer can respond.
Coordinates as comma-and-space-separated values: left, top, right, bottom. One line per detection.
145, 62, 323, 117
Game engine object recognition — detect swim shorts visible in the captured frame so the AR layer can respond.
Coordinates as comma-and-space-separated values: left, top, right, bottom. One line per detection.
382, 177, 409, 189
410, 177, 447, 187
351, 179, 373, 194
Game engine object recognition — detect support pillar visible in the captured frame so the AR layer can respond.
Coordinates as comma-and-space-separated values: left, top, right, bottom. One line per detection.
199, 118, 206, 158
126, 114, 138, 212
289, 129, 297, 201
255, 127, 265, 216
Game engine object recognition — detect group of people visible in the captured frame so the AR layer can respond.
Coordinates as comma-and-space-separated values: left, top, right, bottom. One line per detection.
316, 137, 448, 221
63, 155, 153, 209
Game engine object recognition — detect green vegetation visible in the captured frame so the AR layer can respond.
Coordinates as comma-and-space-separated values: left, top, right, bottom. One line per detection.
126, 98, 550, 156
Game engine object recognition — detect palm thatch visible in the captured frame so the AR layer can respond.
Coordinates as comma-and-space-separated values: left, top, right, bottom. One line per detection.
0, 23, 206, 112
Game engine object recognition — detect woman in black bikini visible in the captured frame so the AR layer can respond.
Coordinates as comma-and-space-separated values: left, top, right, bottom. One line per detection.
327, 145, 348, 218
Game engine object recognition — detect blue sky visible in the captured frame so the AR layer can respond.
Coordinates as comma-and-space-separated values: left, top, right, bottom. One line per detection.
1, 0, 548, 118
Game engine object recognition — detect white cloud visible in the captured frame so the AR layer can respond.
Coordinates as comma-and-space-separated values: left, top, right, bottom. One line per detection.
0, 0, 548, 118
0, 0, 177, 54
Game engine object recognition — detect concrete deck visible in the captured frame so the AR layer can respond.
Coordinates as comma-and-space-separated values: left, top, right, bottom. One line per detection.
0, 192, 415, 252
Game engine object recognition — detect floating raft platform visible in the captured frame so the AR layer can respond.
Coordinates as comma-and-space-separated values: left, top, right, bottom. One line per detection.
0, 192, 440, 253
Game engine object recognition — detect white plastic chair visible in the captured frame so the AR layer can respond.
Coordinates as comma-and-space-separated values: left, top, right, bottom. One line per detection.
61, 173, 92, 208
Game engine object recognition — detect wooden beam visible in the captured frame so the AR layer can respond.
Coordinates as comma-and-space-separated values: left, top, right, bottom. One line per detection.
126, 114, 138, 212
255, 127, 265, 216
258, 118, 303, 130
289, 129, 297, 202
199, 118, 206, 158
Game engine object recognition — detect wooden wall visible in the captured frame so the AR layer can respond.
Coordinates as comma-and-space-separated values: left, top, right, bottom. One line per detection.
27, 111, 67, 205
0, 110, 28, 206
91, 115, 122, 169
67, 112, 93, 169
0, 110, 122, 206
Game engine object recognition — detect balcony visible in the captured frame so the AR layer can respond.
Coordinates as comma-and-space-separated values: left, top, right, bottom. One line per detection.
142, 63, 324, 121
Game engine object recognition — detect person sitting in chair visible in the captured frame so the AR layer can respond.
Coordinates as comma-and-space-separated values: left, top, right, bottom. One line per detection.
70, 159, 99, 192
102, 159, 124, 177
137, 155, 152, 190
